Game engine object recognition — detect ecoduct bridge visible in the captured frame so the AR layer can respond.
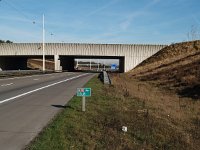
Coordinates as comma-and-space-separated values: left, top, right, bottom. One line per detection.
0, 43, 166, 72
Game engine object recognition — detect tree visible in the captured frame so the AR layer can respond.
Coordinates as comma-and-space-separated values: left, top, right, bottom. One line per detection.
6, 40, 13, 43
0, 40, 5, 43
0, 39, 13, 43
187, 25, 200, 41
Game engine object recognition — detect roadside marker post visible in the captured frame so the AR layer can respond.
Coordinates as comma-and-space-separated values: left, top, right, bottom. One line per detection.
82, 96, 86, 112
77, 88, 91, 112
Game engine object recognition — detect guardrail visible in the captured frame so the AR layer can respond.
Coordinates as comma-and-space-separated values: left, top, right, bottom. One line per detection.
98, 71, 111, 84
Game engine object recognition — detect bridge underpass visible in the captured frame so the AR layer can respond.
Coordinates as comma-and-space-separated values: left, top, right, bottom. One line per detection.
0, 56, 28, 70
0, 56, 54, 71
59, 56, 124, 72
0, 55, 124, 72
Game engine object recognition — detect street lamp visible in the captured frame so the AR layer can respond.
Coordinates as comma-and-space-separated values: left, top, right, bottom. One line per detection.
42, 14, 45, 72
90, 58, 92, 70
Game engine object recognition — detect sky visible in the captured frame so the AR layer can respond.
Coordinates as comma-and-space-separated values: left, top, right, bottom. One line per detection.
0, 0, 200, 44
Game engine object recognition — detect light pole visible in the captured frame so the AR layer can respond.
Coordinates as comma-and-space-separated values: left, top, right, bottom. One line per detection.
104, 59, 106, 70
42, 14, 45, 72
90, 58, 92, 70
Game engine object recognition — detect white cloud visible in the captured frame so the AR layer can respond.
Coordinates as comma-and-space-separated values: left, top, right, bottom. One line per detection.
119, 12, 145, 31
0, 16, 34, 24
0, 25, 40, 42
120, 18, 132, 31
119, 0, 161, 31
86, 0, 122, 17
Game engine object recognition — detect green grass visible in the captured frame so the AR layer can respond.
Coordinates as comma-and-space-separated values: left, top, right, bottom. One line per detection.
26, 76, 193, 150
27, 76, 136, 150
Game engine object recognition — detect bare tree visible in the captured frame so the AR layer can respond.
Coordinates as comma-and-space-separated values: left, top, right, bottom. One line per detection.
187, 25, 200, 41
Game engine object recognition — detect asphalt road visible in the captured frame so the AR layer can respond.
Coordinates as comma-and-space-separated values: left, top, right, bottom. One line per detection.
0, 72, 95, 150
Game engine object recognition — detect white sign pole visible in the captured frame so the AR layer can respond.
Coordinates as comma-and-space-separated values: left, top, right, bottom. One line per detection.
82, 96, 86, 112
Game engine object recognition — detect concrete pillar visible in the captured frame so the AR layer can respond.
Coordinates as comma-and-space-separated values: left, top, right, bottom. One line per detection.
54, 55, 61, 72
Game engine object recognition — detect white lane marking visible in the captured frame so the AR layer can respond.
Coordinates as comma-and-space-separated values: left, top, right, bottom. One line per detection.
0, 72, 71, 81
33, 79, 39, 81
0, 73, 89, 105
1, 83, 13, 87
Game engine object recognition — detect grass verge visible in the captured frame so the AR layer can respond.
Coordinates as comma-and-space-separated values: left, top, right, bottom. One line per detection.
26, 75, 198, 150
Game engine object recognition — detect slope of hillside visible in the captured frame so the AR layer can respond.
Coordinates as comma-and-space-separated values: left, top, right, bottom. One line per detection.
110, 41, 200, 149
135, 40, 200, 68
27, 59, 55, 70
129, 40, 200, 99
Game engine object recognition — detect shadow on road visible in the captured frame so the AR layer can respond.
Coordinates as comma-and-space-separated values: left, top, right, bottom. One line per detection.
51, 105, 67, 109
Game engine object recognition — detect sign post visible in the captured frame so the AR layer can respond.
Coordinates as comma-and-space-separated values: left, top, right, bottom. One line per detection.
82, 96, 86, 112
77, 88, 91, 112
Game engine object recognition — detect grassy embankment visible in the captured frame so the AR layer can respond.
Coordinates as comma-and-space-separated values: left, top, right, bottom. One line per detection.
26, 74, 198, 150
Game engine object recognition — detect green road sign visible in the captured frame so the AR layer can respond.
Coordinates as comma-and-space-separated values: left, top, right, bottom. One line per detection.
77, 88, 91, 97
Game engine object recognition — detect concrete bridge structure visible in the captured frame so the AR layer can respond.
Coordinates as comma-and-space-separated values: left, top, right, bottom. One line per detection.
0, 43, 166, 72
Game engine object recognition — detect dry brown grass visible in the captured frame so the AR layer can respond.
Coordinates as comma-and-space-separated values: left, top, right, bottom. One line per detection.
27, 59, 54, 70
111, 73, 200, 149
113, 40, 200, 149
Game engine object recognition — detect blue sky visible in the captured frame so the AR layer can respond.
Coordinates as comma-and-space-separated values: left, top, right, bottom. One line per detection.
0, 0, 199, 44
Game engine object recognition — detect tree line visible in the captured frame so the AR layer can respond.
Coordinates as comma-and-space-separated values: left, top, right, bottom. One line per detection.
0, 40, 13, 43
